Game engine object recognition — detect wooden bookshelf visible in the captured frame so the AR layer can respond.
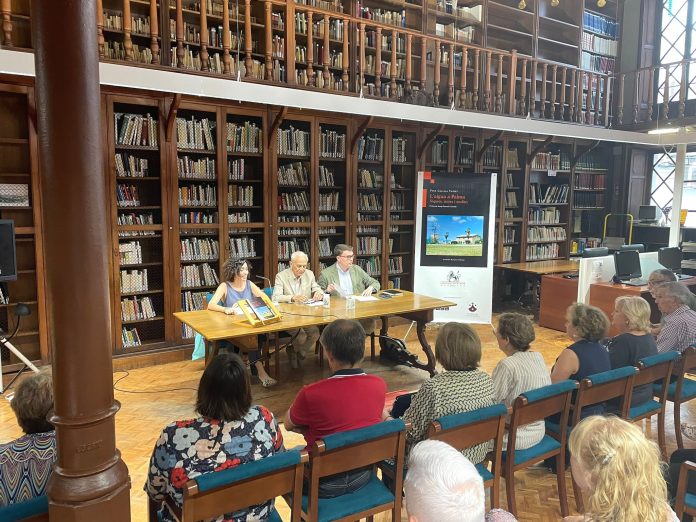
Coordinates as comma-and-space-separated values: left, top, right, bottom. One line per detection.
0, 84, 47, 370
101, 0, 162, 64
499, 138, 527, 264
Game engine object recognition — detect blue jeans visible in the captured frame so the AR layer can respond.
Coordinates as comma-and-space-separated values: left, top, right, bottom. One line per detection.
304, 468, 373, 498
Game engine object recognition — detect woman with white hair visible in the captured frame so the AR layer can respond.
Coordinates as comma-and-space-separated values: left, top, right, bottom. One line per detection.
404, 440, 516, 522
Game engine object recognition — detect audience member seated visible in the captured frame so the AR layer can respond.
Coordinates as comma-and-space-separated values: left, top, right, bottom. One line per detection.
654, 282, 696, 353
207, 257, 277, 387
317, 243, 380, 334
272, 250, 323, 368
606, 295, 658, 409
648, 269, 696, 335
404, 440, 517, 522
564, 415, 679, 522
550, 304, 611, 417
145, 353, 284, 521
398, 322, 494, 466
283, 319, 386, 498
0, 371, 56, 507
666, 448, 696, 519
492, 313, 552, 450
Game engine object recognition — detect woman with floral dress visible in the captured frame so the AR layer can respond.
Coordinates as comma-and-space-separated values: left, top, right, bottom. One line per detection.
145, 353, 284, 521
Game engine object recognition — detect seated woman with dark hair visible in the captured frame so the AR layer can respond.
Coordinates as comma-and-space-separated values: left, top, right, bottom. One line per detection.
145, 353, 284, 521
0, 371, 56, 507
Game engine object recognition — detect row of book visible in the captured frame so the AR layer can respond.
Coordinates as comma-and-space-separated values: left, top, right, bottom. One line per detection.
230, 237, 257, 258
319, 192, 341, 211
529, 183, 569, 204
527, 226, 566, 242
358, 194, 383, 212
357, 256, 381, 276
278, 239, 310, 259
505, 149, 521, 169
118, 212, 155, 226
178, 156, 216, 180
226, 121, 262, 153
120, 268, 150, 293
178, 185, 217, 207
526, 243, 560, 261
104, 41, 154, 65
228, 158, 255, 181
121, 296, 156, 322
505, 191, 519, 208
581, 52, 615, 74
502, 246, 515, 263
122, 327, 142, 348
482, 145, 502, 168
119, 230, 157, 238
278, 191, 310, 211
115, 112, 158, 147
393, 137, 410, 163
229, 211, 251, 223
388, 256, 404, 275
362, 82, 404, 99
181, 263, 219, 288
295, 0, 344, 14
182, 290, 207, 313
180, 211, 218, 224
575, 173, 606, 190
277, 126, 311, 156
357, 135, 384, 161
278, 161, 310, 186
456, 140, 475, 166
313, 18, 344, 40
503, 226, 517, 244
176, 117, 216, 151
573, 192, 605, 208
390, 193, 408, 211
532, 152, 571, 171
119, 241, 143, 265
582, 32, 618, 57
576, 155, 607, 171
430, 141, 448, 165
583, 11, 619, 39
528, 207, 560, 224
318, 238, 332, 257
570, 237, 602, 254
358, 169, 383, 188
356, 6, 407, 27
0, 285, 8, 305
358, 236, 382, 255
319, 165, 337, 187
117, 184, 141, 207
320, 130, 346, 159
181, 238, 219, 261
116, 154, 150, 177
228, 185, 255, 207
278, 215, 308, 223
388, 277, 401, 289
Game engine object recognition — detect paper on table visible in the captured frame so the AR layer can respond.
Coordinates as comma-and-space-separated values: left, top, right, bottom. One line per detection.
352, 295, 379, 302
306, 300, 324, 307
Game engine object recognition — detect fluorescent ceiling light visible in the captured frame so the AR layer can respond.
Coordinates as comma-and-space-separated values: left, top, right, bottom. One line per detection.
648, 127, 681, 135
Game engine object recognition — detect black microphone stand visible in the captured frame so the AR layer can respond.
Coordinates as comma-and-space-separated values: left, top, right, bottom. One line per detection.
0, 303, 39, 394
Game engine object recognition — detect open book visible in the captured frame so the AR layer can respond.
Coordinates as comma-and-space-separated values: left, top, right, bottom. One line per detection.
237, 293, 282, 326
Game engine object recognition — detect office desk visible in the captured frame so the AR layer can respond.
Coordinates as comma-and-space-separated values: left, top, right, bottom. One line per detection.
174, 291, 455, 376
496, 260, 580, 313
539, 274, 579, 331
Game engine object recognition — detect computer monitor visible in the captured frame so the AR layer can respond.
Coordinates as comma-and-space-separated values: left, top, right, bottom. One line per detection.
620, 243, 646, 253
638, 205, 658, 222
614, 250, 642, 280
582, 247, 609, 258
658, 246, 683, 273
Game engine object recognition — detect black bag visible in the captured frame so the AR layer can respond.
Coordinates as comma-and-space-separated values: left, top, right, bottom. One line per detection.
379, 335, 413, 364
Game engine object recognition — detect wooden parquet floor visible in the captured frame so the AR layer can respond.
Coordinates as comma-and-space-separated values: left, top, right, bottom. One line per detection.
1, 319, 693, 522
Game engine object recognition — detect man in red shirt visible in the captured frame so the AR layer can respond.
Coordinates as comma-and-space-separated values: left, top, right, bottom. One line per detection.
284, 318, 387, 497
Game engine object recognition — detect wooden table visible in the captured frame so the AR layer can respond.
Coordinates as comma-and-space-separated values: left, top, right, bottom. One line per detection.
539, 274, 579, 331
174, 291, 455, 376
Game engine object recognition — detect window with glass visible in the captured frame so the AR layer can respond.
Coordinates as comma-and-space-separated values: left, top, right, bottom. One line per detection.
658, 0, 696, 102
651, 151, 696, 225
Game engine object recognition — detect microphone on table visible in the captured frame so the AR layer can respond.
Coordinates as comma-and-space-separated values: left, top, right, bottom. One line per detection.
256, 275, 272, 289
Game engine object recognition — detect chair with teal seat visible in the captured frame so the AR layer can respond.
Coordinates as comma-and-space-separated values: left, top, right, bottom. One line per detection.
149, 449, 308, 522
0, 495, 49, 522
292, 419, 409, 522
675, 460, 696, 520
630, 351, 679, 458
502, 380, 577, 518
653, 346, 696, 450
427, 403, 508, 509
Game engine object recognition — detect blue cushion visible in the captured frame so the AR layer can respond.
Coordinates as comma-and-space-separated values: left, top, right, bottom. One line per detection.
269, 508, 283, 522
502, 435, 561, 466
321, 419, 405, 451
628, 399, 661, 419
687, 492, 696, 509
437, 403, 507, 431
654, 378, 696, 402
195, 450, 302, 492
476, 462, 494, 482
263, 287, 273, 298
639, 351, 679, 368
587, 366, 636, 385
0, 495, 49, 521
521, 380, 577, 404
300, 474, 394, 522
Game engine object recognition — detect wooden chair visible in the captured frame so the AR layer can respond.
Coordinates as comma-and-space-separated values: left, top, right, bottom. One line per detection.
0, 495, 49, 521
502, 379, 577, 519
427, 403, 508, 509
629, 351, 679, 458
294, 419, 409, 522
653, 346, 696, 450
675, 460, 696, 520
149, 449, 309, 522
547, 366, 637, 512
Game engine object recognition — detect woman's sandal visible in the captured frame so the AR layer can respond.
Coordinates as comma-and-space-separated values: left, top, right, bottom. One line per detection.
260, 376, 277, 388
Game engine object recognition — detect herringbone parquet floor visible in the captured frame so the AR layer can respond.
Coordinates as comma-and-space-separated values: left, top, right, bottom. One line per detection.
1, 319, 693, 521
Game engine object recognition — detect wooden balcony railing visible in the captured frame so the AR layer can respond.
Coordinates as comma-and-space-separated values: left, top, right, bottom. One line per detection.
1, 0, 615, 128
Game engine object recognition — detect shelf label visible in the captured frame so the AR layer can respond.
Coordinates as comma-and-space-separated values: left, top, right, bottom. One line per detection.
548, 169, 557, 177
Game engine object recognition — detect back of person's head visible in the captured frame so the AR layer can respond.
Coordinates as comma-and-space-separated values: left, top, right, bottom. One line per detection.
659, 281, 693, 306
650, 268, 677, 284
569, 415, 669, 522
11, 371, 54, 434
320, 319, 365, 365
614, 295, 652, 333
404, 440, 486, 522
497, 313, 536, 351
435, 322, 481, 371
566, 303, 609, 342
196, 353, 251, 422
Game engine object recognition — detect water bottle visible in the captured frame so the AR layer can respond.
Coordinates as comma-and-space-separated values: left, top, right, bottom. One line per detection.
345, 295, 356, 310
322, 293, 330, 308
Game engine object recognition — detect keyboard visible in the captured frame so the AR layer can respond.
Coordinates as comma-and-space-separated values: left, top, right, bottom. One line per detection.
621, 278, 648, 286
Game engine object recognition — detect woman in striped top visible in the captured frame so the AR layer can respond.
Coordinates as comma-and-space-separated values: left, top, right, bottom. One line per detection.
492, 313, 552, 450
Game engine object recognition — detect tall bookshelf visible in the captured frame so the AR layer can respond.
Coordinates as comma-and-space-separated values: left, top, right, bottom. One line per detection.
174, 107, 220, 342
108, 97, 170, 353
0, 86, 46, 369
102, 0, 161, 64
581, 0, 620, 75
225, 109, 267, 284
526, 140, 572, 261
500, 139, 527, 264
274, 116, 313, 273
